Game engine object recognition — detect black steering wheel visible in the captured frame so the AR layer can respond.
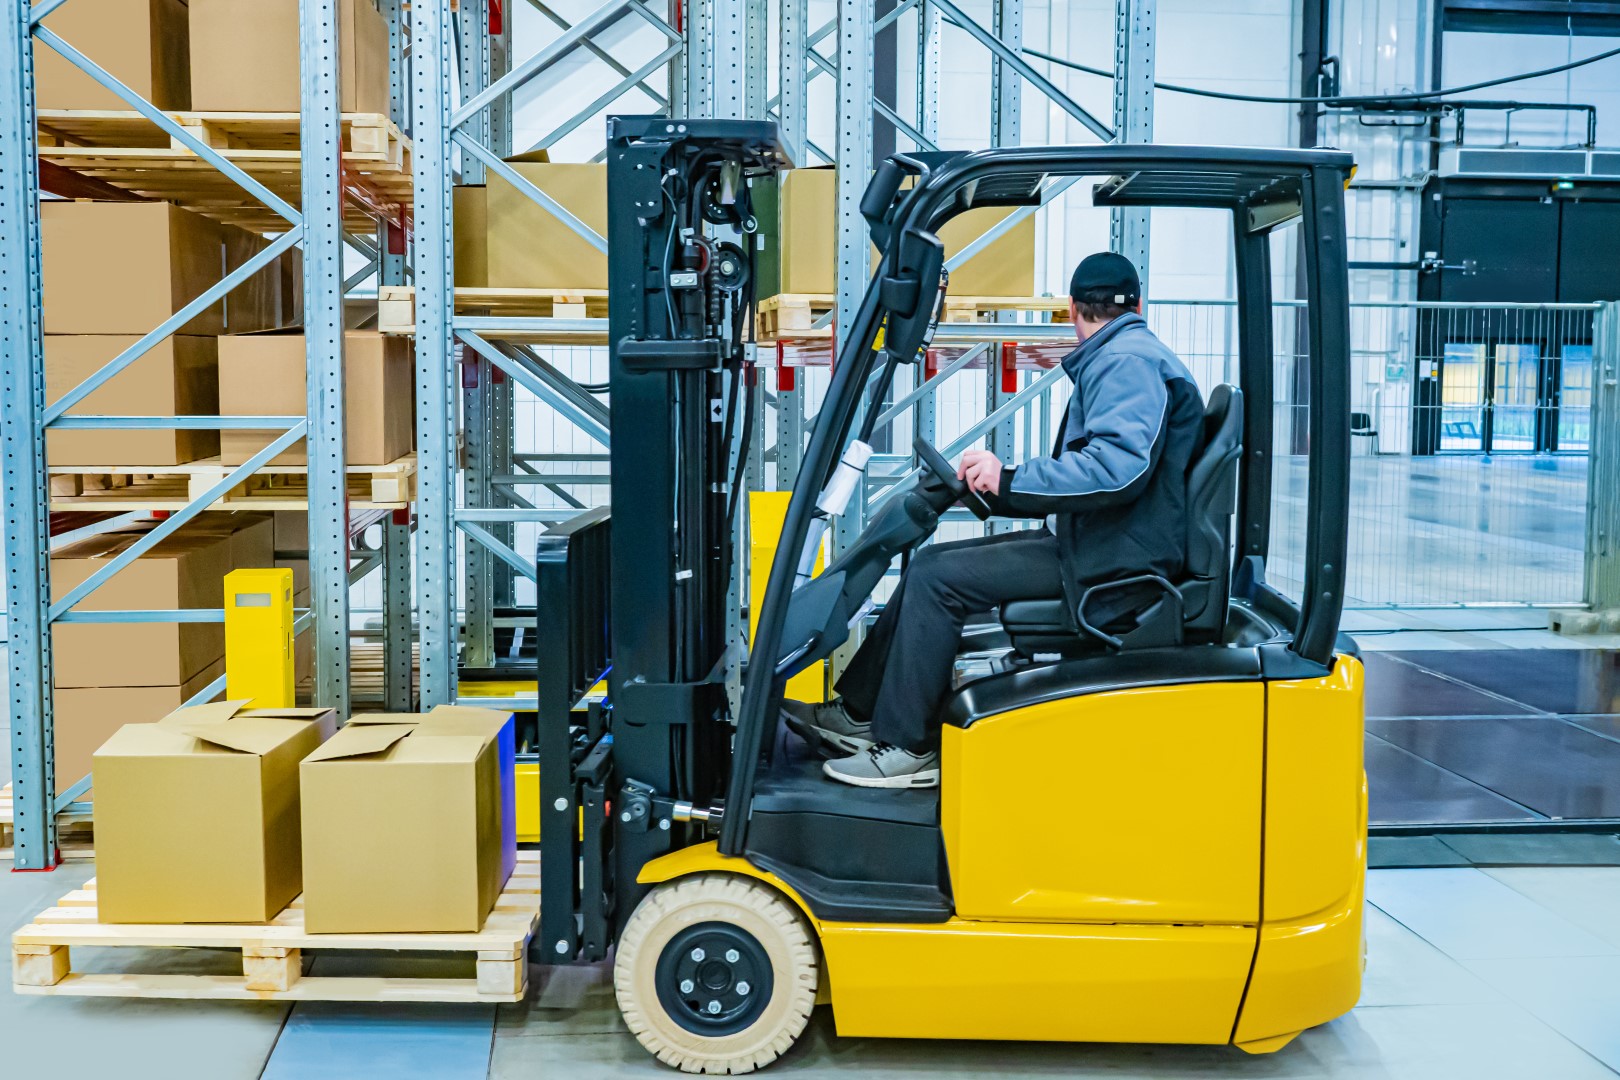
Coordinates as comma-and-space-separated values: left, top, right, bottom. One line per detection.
913, 438, 992, 521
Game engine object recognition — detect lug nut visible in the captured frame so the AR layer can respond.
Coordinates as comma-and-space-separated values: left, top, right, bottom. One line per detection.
707, 1000, 722, 1015
736, 981, 751, 996
680, 979, 695, 994
724, 949, 740, 963
691, 947, 706, 962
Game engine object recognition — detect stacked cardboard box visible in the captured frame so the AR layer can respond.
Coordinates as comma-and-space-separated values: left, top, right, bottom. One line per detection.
189, 0, 390, 113
93, 701, 338, 924
42, 201, 294, 469
34, 0, 192, 111
483, 154, 608, 290
217, 330, 415, 468
50, 516, 275, 791
89, 703, 514, 929
756, 166, 1037, 298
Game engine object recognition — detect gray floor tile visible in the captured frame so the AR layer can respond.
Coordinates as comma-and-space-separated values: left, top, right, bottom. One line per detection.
490, 1001, 1618, 1080
494, 959, 628, 1038
1484, 867, 1620, 951
1464, 955, 1620, 1073
1359, 906, 1502, 1007
1368, 867, 1617, 960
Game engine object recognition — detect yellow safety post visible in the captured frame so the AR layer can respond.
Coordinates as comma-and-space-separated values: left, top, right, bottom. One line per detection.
224, 568, 296, 708
749, 492, 825, 702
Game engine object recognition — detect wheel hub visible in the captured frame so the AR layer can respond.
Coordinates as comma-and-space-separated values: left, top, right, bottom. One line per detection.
654, 922, 774, 1036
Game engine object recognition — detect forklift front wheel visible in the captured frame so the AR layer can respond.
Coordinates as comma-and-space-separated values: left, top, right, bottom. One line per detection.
615, 873, 820, 1074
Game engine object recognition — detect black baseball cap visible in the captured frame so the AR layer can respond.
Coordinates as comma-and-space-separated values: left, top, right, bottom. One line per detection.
1069, 252, 1141, 306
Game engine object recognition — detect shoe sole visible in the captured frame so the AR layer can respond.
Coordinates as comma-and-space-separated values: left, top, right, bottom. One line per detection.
782, 711, 875, 758
821, 762, 940, 789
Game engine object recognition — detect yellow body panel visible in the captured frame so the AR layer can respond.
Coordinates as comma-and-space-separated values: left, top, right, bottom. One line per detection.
637, 657, 1366, 1049
223, 567, 295, 708
515, 762, 540, 842
819, 919, 1253, 1043
1235, 656, 1367, 1043
942, 681, 1264, 924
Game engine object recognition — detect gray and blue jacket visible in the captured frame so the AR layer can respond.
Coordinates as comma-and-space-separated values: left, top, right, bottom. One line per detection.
986, 312, 1205, 606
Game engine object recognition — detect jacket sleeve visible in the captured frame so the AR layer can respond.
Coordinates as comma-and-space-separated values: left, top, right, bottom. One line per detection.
986, 350, 1170, 517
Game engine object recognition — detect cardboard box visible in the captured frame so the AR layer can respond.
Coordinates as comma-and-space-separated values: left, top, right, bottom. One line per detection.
93, 701, 336, 924
42, 203, 285, 336
35, 0, 190, 111
455, 186, 489, 288
190, 0, 389, 114
50, 516, 274, 689
486, 157, 607, 291
45, 335, 219, 467
53, 658, 225, 792
769, 167, 1035, 297
218, 331, 413, 467
300, 706, 516, 933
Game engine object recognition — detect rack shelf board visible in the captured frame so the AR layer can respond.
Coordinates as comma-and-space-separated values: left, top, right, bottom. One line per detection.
37, 111, 411, 233
377, 285, 610, 336
47, 453, 417, 512
13, 853, 540, 1002
756, 293, 1072, 343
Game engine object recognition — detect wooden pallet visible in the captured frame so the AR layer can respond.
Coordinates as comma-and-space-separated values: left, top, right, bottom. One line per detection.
757, 293, 1071, 343
12, 852, 541, 1002
36, 111, 411, 233
47, 454, 417, 512
756, 294, 835, 342
377, 286, 610, 336
0, 784, 95, 863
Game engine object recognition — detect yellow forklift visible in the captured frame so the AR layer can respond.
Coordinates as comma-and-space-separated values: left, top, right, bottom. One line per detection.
531, 118, 1364, 1073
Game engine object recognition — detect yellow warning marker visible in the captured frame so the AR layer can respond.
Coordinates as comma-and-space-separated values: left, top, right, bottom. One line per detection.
224, 568, 295, 708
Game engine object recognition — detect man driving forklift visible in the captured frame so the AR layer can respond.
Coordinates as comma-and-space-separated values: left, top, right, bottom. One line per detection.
784, 251, 1206, 789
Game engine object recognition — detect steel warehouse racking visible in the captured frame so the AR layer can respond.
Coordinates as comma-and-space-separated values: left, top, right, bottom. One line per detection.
1, 0, 1158, 870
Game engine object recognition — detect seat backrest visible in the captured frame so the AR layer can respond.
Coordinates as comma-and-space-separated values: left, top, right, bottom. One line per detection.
1181, 384, 1243, 638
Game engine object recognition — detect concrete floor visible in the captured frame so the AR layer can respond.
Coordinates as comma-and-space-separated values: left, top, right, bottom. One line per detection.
3, 861, 1620, 1079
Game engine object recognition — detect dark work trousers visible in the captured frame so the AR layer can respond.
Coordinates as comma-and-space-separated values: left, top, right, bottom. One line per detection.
834, 527, 1064, 753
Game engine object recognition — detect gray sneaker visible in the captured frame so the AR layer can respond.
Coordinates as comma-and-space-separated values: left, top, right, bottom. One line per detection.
780, 698, 874, 757
823, 743, 940, 789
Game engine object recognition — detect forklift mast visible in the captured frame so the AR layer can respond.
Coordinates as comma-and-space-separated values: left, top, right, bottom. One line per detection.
534, 118, 791, 966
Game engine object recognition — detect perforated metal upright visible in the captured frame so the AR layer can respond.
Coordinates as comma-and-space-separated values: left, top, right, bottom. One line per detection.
302, 0, 354, 720
1, 0, 57, 869
1111, 0, 1155, 283
380, 0, 414, 711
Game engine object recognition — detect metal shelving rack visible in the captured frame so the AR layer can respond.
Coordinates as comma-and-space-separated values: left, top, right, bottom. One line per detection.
2, 0, 1157, 868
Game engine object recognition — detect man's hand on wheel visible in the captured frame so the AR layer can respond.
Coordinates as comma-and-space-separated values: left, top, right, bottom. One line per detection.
957, 450, 1005, 496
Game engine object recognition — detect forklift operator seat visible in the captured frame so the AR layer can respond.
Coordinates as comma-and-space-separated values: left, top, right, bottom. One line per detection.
999, 384, 1244, 655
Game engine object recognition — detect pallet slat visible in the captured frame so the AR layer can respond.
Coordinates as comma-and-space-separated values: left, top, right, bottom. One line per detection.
377, 286, 610, 336
756, 293, 1072, 343
36, 111, 411, 233
0, 783, 95, 862
12, 853, 540, 1003
45, 454, 417, 512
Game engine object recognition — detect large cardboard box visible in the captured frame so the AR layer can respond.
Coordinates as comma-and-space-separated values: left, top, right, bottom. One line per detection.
190, 0, 389, 114
455, 186, 489, 288
45, 336, 219, 467
35, 0, 190, 111
42, 202, 285, 336
767, 167, 1035, 297
50, 516, 274, 689
486, 157, 607, 291
218, 331, 414, 467
53, 658, 225, 792
300, 706, 517, 933
93, 701, 337, 924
